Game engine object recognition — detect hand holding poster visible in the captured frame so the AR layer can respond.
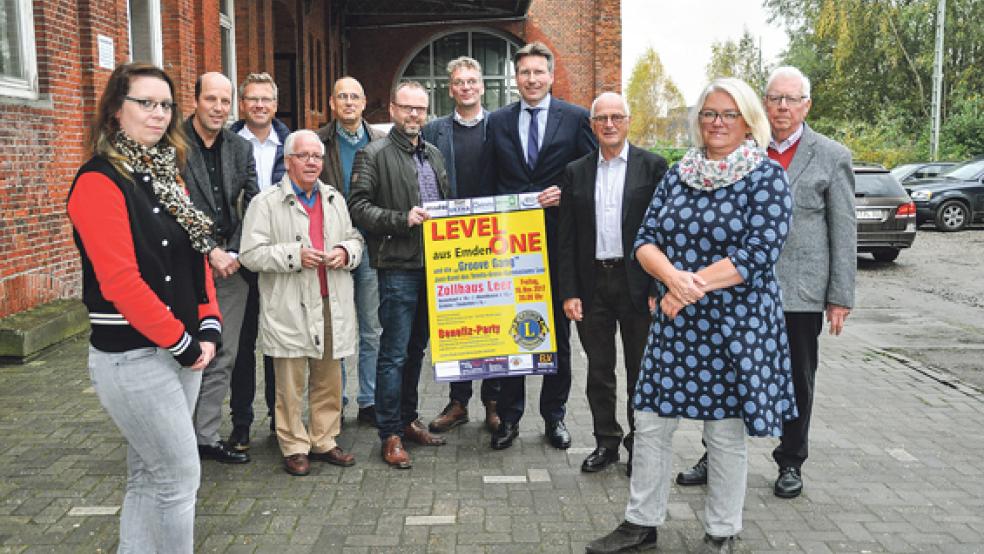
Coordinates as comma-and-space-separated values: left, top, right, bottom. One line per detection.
423, 193, 558, 382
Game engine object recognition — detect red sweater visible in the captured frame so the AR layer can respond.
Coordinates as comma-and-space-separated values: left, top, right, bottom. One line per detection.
301, 195, 329, 297
767, 138, 800, 170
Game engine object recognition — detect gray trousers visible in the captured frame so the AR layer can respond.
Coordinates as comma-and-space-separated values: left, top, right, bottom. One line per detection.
625, 411, 747, 537
88, 346, 202, 553
194, 271, 248, 445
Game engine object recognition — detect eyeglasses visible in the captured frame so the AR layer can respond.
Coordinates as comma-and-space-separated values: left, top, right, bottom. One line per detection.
394, 103, 428, 115
244, 96, 276, 105
765, 94, 809, 106
698, 110, 742, 124
288, 153, 323, 162
336, 92, 363, 102
451, 78, 481, 87
125, 96, 177, 114
591, 114, 628, 125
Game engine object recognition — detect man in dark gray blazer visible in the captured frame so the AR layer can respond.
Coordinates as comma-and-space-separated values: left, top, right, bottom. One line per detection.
676, 66, 855, 498
181, 72, 259, 465
558, 92, 666, 475
422, 55, 501, 434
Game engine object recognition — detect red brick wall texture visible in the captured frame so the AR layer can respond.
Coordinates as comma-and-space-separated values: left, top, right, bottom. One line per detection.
0, 0, 619, 318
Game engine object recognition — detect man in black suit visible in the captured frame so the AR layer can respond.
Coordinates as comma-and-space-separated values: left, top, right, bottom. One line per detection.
181, 72, 259, 465
558, 92, 667, 475
482, 41, 597, 450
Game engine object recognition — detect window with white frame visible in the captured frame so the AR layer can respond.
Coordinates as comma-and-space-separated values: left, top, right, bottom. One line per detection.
128, 0, 162, 66
0, 0, 38, 99
401, 30, 520, 118
220, 0, 236, 118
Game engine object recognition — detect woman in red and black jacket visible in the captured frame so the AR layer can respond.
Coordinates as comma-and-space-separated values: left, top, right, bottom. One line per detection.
67, 63, 221, 553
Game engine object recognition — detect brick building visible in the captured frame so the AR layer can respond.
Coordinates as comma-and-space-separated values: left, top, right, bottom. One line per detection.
0, 0, 620, 319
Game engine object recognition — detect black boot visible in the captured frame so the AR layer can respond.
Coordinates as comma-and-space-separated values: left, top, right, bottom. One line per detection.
585, 520, 657, 553
676, 452, 708, 486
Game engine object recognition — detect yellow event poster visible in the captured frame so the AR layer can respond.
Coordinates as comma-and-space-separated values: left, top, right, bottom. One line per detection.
422, 194, 558, 382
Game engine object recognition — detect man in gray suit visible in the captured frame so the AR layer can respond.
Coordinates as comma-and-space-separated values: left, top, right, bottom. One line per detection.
182, 72, 259, 465
676, 66, 855, 498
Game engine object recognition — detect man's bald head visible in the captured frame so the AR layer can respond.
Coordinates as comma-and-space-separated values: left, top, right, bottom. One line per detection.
331, 76, 367, 130
195, 71, 233, 101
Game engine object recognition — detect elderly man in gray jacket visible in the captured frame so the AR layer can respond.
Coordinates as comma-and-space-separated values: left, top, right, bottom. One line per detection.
677, 66, 856, 500
240, 129, 363, 477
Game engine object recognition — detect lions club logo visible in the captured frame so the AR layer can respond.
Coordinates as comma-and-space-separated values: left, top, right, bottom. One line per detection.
510, 310, 548, 350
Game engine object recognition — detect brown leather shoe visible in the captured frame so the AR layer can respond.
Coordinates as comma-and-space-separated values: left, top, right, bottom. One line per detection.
310, 446, 355, 467
428, 400, 469, 433
484, 400, 501, 432
403, 419, 447, 446
283, 453, 310, 476
382, 435, 411, 469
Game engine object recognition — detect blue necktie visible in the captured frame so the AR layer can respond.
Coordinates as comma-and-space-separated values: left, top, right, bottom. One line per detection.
526, 107, 541, 170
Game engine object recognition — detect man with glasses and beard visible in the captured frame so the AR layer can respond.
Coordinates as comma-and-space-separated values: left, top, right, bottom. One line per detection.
348, 81, 451, 469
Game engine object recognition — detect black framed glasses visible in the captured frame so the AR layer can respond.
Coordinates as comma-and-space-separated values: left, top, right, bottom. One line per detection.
125, 96, 177, 113
698, 110, 742, 124
393, 103, 427, 115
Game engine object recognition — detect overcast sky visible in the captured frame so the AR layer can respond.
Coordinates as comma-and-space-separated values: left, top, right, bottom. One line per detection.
621, 0, 790, 104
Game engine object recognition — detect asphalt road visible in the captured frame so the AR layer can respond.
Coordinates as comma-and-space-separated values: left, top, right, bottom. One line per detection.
849, 223, 984, 391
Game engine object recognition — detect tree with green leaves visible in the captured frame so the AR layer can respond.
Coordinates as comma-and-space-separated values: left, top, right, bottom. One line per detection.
625, 47, 686, 148
764, 0, 984, 161
706, 28, 769, 92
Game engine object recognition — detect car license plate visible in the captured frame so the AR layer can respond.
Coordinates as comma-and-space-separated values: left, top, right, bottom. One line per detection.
856, 209, 884, 220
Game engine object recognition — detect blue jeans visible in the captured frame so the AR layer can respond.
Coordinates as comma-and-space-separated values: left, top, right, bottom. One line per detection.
342, 248, 381, 408
374, 269, 428, 440
88, 346, 202, 554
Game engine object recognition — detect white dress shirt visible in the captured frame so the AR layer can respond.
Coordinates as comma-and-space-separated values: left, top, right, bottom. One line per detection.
519, 94, 551, 165
595, 142, 629, 260
237, 124, 281, 191
453, 109, 485, 127
769, 123, 804, 154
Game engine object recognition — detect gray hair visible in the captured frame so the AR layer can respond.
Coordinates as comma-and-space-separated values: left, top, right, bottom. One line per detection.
447, 56, 482, 78
689, 78, 771, 149
238, 72, 278, 99
284, 129, 325, 156
765, 66, 811, 98
590, 92, 630, 118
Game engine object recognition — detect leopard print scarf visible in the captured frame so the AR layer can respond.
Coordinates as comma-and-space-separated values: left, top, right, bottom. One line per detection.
113, 132, 214, 254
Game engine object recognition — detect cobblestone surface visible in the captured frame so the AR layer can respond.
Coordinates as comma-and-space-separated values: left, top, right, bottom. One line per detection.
1, 324, 983, 553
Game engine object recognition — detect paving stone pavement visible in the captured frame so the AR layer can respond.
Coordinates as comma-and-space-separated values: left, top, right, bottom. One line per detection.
1, 330, 982, 553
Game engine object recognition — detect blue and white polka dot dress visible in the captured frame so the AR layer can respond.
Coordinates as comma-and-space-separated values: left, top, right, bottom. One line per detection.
632, 159, 797, 437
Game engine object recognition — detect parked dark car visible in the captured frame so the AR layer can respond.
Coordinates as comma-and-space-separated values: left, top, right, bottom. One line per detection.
854, 165, 917, 262
891, 161, 957, 185
906, 158, 984, 232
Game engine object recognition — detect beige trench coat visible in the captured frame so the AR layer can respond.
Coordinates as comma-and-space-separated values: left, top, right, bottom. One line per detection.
240, 174, 363, 359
